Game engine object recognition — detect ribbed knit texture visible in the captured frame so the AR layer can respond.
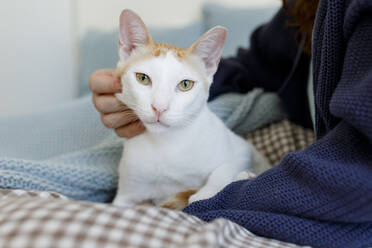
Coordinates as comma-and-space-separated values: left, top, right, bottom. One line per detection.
0, 91, 285, 202
184, 0, 372, 247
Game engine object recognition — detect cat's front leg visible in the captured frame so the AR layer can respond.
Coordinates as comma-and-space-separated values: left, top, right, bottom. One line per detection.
188, 182, 224, 204
189, 161, 249, 204
113, 179, 152, 208
112, 194, 138, 208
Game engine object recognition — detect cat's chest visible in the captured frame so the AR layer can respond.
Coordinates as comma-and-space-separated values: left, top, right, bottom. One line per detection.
122, 135, 216, 187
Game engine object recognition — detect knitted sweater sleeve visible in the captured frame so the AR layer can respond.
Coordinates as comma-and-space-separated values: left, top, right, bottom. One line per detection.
183, 12, 372, 248
208, 7, 313, 128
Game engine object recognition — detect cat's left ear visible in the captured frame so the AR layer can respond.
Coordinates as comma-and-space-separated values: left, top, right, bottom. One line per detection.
118, 9, 152, 61
188, 26, 227, 78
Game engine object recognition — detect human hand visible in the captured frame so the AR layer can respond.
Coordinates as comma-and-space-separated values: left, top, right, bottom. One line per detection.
90, 69, 145, 138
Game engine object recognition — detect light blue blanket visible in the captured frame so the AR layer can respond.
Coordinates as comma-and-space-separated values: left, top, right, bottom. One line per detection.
0, 89, 286, 202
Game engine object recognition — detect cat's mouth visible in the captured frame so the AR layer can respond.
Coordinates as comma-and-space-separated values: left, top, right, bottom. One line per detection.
146, 120, 170, 128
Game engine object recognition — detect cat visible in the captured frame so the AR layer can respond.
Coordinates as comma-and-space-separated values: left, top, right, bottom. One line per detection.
113, 9, 271, 209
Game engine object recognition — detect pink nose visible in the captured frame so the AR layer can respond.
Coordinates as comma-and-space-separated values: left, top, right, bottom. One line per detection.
151, 104, 167, 117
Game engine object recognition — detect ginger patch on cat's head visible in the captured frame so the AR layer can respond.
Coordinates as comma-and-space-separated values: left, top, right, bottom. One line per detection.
115, 43, 191, 79
151, 43, 187, 58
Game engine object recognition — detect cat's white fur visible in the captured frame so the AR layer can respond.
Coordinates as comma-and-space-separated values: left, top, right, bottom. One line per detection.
113, 10, 270, 207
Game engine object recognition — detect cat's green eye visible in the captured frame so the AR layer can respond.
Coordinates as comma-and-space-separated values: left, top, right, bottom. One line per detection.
136, 73, 151, 85
178, 80, 195, 92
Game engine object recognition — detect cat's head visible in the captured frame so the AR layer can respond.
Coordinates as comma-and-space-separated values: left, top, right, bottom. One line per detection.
116, 9, 226, 133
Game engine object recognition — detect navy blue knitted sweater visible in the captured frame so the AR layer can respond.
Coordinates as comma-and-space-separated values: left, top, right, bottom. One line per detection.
184, 0, 372, 247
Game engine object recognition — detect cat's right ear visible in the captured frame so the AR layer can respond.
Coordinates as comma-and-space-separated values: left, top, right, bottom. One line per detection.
188, 26, 226, 79
119, 9, 152, 61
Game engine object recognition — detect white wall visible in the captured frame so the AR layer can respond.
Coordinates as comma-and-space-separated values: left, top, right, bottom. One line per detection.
77, 0, 280, 37
0, 0, 78, 117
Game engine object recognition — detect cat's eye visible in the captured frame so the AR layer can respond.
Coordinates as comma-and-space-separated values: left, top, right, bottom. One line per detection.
177, 80, 195, 92
136, 73, 151, 85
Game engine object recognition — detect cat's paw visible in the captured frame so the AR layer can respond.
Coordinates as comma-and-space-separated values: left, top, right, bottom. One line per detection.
160, 189, 198, 210
188, 188, 218, 204
233, 170, 256, 182
112, 195, 136, 208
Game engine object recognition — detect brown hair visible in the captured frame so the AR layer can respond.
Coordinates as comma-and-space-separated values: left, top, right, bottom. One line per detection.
282, 0, 320, 55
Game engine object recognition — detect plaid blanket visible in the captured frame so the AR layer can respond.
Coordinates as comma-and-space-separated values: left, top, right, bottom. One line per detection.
245, 120, 315, 166
0, 189, 310, 248
0, 120, 315, 248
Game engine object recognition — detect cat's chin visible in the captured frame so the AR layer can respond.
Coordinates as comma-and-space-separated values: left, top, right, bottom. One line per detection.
144, 122, 170, 133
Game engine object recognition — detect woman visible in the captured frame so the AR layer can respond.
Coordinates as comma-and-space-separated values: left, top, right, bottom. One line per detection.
90, 0, 372, 247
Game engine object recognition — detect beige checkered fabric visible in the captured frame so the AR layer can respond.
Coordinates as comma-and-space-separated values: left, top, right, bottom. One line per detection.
0, 189, 310, 248
246, 120, 315, 166
0, 120, 315, 248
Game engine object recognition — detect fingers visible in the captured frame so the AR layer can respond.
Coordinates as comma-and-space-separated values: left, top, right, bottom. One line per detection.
114, 121, 146, 138
89, 69, 122, 94
90, 69, 145, 139
96, 95, 146, 138
101, 110, 139, 129
93, 94, 127, 114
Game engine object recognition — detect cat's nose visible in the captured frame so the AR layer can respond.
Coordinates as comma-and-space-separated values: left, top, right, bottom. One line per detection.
151, 104, 167, 117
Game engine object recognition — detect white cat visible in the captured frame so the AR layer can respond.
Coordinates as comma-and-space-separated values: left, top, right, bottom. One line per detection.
113, 9, 270, 208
